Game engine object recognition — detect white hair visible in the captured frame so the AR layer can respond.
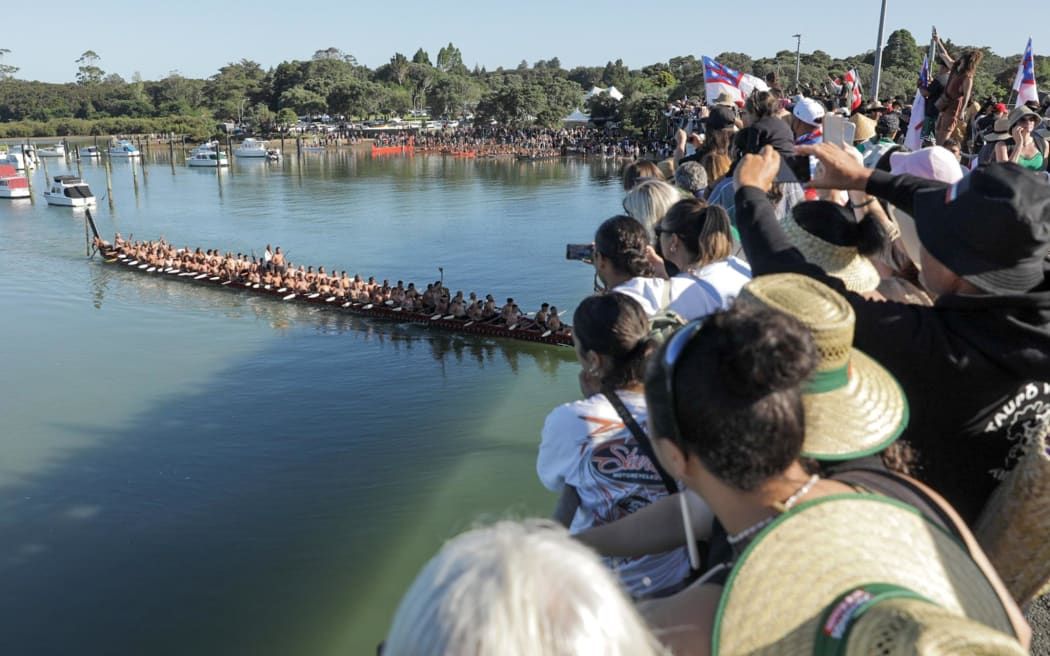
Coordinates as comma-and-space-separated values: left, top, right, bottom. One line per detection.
383, 519, 668, 656
622, 179, 682, 241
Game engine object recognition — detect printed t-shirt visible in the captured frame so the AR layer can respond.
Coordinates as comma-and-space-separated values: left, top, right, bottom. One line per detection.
537, 390, 691, 597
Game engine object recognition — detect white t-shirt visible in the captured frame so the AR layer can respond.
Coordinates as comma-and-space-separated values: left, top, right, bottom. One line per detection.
537, 390, 691, 597
611, 276, 718, 320
675, 256, 752, 312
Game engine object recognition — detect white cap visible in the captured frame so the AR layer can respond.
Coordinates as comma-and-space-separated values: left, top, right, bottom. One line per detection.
889, 147, 964, 184
792, 97, 825, 127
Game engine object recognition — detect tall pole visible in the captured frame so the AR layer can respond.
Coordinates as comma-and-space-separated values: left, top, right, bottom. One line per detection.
793, 34, 802, 92
871, 0, 889, 102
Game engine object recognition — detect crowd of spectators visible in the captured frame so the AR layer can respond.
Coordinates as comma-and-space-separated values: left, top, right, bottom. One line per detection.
377, 40, 1050, 656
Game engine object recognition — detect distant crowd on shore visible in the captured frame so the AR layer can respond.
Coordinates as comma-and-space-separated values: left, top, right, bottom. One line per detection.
377, 35, 1050, 656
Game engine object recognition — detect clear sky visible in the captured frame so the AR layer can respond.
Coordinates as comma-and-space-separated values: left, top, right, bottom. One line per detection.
3, 0, 1042, 83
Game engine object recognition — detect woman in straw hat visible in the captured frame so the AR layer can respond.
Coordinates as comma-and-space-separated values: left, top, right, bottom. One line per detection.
635, 283, 1029, 655
993, 105, 1049, 172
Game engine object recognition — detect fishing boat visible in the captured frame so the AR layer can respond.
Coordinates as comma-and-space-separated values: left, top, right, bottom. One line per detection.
37, 143, 66, 157
43, 175, 96, 207
234, 138, 269, 158
187, 142, 229, 167
80, 146, 102, 158
95, 245, 572, 347
109, 140, 141, 157
0, 164, 30, 198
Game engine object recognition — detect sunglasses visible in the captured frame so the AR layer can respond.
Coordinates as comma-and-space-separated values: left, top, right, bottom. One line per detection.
661, 318, 706, 443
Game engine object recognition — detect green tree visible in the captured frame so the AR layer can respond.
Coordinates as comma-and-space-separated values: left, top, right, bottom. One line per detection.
436, 43, 466, 74
427, 75, 480, 117
0, 48, 17, 79
624, 94, 668, 135
389, 53, 410, 86
716, 52, 753, 73
279, 86, 327, 115
586, 93, 621, 123
328, 79, 380, 118
600, 59, 630, 88
882, 29, 922, 72
412, 48, 431, 66
75, 50, 104, 85
276, 107, 298, 129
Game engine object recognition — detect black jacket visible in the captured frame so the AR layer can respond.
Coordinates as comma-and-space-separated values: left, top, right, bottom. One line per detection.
735, 172, 1050, 522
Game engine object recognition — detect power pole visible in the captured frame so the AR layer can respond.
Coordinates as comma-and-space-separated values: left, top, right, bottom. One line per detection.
793, 34, 802, 92
871, 0, 889, 101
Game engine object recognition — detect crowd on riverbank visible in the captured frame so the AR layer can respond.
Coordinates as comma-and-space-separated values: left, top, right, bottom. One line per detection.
378, 57, 1050, 654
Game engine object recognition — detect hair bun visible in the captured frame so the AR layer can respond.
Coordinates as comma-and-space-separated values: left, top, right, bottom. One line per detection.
719, 311, 818, 399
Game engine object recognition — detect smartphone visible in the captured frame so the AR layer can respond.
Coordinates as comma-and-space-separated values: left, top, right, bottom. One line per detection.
785, 155, 812, 183
566, 243, 594, 262
823, 114, 856, 147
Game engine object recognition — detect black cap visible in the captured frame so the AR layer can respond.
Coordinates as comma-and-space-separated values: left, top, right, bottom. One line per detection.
913, 163, 1050, 294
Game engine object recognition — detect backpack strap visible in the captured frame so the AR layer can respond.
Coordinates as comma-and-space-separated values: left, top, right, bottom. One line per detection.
660, 276, 673, 313
682, 271, 724, 308
603, 388, 678, 495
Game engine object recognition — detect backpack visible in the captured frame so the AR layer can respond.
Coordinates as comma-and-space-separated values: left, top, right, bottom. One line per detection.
648, 278, 688, 345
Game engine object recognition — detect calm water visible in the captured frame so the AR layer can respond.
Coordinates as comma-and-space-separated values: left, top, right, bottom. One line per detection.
0, 147, 623, 654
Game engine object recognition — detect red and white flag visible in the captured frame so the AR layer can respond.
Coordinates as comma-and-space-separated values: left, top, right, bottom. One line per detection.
845, 69, 863, 111
904, 56, 930, 151
1013, 38, 1039, 106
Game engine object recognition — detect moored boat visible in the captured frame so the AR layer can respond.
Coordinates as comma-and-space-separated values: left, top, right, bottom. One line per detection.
37, 143, 66, 157
43, 175, 96, 207
1, 144, 38, 170
234, 138, 269, 158
109, 139, 141, 157
80, 145, 102, 158
96, 245, 572, 347
0, 164, 30, 198
187, 142, 229, 167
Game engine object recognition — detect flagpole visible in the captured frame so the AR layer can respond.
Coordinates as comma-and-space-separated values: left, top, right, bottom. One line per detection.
870, 0, 889, 101
793, 34, 802, 93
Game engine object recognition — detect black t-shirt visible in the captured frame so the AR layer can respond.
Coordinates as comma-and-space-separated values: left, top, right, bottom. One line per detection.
925, 76, 947, 118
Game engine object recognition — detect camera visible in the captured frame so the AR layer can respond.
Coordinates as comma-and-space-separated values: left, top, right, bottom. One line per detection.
565, 243, 594, 262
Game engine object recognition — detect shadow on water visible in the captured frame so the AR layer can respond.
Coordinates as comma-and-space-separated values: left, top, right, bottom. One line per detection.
0, 305, 571, 655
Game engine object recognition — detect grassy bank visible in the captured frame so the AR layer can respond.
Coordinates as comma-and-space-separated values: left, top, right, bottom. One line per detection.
0, 115, 218, 140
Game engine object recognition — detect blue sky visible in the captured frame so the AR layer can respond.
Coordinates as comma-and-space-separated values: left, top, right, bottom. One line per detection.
4, 0, 1043, 83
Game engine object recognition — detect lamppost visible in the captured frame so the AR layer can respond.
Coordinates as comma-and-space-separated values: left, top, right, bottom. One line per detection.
871, 0, 889, 101
793, 34, 802, 93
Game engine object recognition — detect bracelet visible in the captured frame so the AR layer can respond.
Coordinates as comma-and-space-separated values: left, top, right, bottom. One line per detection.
851, 197, 877, 209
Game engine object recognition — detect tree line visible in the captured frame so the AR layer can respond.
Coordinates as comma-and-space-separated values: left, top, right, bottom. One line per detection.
0, 31, 1046, 139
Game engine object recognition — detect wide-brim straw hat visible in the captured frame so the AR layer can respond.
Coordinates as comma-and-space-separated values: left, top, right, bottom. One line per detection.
713, 495, 1023, 655
737, 274, 908, 460
974, 416, 1050, 605
780, 210, 881, 293
850, 113, 876, 142
714, 91, 736, 107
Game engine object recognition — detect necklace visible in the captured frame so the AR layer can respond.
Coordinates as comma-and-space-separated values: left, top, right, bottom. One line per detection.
726, 474, 821, 545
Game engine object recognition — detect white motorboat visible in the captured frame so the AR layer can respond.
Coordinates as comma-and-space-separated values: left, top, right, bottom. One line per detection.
43, 175, 96, 207
266, 148, 282, 161
1, 144, 37, 170
234, 138, 268, 158
187, 141, 229, 167
37, 143, 66, 157
0, 164, 30, 198
109, 140, 141, 157
80, 145, 102, 158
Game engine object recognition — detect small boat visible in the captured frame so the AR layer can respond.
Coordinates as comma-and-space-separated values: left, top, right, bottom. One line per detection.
187, 142, 229, 167
234, 138, 268, 158
266, 148, 282, 161
109, 140, 141, 157
37, 143, 66, 157
43, 175, 96, 207
80, 146, 102, 158
96, 245, 572, 347
302, 143, 326, 153
0, 164, 30, 198
1, 144, 37, 170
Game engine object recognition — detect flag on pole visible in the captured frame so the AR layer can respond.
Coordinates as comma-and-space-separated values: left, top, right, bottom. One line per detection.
845, 69, 863, 111
1013, 37, 1039, 106
703, 56, 744, 105
904, 55, 930, 151
702, 56, 769, 105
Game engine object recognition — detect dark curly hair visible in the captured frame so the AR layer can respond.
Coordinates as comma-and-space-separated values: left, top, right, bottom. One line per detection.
644, 304, 819, 491
574, 293, 654, 390
594, 215, 653, 278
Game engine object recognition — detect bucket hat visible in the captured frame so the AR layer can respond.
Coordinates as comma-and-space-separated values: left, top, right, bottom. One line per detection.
782, 202, 881, 293
849, 114, 876, 142
912, 162, 1050, 295
713, 495, 1024, 655
889, 147, 964, 184
974, 416, 1050, 604
737, 274, 908, 460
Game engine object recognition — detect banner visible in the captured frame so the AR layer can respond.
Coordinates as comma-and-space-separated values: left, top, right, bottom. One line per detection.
904, 55, 930, 151
1013, 37, 1039, 106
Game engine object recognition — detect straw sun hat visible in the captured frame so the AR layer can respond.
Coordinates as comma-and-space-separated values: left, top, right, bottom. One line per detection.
780, 202, 881, 293
713, 495, 1024, 655
974, 415, 1050, 605
737, 274, 907, 460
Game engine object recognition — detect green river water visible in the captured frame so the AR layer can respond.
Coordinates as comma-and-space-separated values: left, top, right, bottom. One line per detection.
0, 145, 624, 654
